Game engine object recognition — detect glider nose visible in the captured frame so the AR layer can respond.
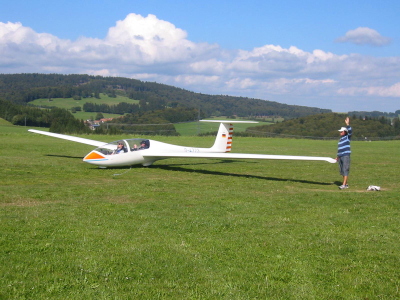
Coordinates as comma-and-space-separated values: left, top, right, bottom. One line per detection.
83, 151, 108, 164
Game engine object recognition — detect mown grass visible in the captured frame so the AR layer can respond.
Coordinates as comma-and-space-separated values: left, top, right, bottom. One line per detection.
30, 95, 138, 109
0, 118, 12, 126
0, 125, 399, 299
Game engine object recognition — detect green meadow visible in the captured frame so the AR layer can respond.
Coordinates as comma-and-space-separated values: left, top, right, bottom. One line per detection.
30, 95, 138, 120
0, 124, 399, 299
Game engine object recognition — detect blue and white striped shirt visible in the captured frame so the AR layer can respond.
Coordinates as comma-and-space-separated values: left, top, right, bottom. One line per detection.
337, 126, 352, 157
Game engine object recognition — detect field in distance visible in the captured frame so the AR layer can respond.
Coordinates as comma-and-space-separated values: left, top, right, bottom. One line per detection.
30, 94, 138, 120
29, 96, 274, 135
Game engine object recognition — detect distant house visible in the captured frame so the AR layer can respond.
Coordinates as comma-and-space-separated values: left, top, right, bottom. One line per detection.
85, 120, 100, 130
99, 118, 114, 123
85, 118, 114, 130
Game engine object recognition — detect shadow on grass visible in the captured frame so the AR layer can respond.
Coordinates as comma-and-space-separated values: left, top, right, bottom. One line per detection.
46, 154, 83, 159
154, 160, 333, 186
46, 155, 333, 186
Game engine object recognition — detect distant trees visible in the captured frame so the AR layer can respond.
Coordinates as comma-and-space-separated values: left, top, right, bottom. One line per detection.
0, 99, 90, 134
349, 110, 399, 119
100, 107, 204, 136
95, 112, 104, 120
0, 97, 203, 136
112, 107, 203, 125
0, 99, 51, 127
70, 106, 81, 113
246, 113, 400, 139
83, 102, 140, 114
49, 108, 90, 134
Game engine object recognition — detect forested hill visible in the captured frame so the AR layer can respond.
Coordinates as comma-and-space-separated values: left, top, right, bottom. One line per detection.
0, 73, 330, 119
246, 113, 400, 139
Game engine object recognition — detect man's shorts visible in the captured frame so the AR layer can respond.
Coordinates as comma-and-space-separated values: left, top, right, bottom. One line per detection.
338, 155, 350, 176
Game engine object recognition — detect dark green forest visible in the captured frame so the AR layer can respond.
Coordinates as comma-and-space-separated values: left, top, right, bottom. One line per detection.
0, 99, 90, 134
245, 113, 400, 139
349, 110, 400, 119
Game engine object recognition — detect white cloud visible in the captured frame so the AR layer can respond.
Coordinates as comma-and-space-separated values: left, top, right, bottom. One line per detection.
225, 78, 257, 89
103, 13, 220, 65
335, 27, 392, 46
175, 74, 220, 86
189, 59, 227, 74
338, 82, 400, 97
0, 16, 399, 112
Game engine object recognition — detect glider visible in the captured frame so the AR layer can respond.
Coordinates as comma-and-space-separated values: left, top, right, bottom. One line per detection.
28, 120, 336, 168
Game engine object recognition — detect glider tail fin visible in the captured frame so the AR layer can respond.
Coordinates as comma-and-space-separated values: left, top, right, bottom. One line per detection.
200, 120, 258, 153
212, 122, 234, 152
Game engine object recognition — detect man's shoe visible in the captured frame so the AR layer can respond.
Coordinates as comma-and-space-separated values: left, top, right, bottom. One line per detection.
339, 185, 349, 189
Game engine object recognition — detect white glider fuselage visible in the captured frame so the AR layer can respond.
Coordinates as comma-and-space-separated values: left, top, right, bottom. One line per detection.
29, 120, 336, 168
82, 121, 240, 167
83, 139, 228, 167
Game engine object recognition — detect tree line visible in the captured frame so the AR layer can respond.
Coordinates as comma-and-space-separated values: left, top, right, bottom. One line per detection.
349, 110, 400, 119
245, 113, 400, 139
0, 98, 201, 135
95, 107, 203, 136
0, 99, 90, 134
83, 102, 140, 114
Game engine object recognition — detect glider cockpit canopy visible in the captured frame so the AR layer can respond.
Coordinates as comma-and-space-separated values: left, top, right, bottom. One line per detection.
94, 138, 150, 155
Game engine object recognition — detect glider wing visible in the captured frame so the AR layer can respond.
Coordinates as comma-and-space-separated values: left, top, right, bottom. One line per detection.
142, 152, 337, 163
28, 129, 107, 147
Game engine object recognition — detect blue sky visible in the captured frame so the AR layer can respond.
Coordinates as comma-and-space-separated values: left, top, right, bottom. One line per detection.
1, 0, 399, 112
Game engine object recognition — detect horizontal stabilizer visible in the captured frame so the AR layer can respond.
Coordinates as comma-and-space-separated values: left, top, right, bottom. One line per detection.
199, 120, 258, 124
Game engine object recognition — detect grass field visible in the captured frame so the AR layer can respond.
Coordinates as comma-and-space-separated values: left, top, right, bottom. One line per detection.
30, 95, 138, 120
1, 124, 399, 299
0, 118, 12, 126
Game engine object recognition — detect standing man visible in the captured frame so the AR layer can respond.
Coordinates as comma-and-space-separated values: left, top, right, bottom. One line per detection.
336, 117, 352, 189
